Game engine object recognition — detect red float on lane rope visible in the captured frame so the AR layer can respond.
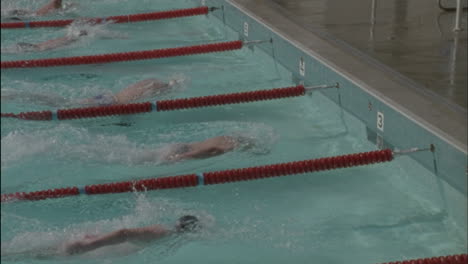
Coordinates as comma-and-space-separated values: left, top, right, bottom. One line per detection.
157, 85, 305, 111
57, 102, 154, 120
379, 254, 467, 264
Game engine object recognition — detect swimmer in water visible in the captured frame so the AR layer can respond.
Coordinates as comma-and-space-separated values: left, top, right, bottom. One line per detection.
64, 215, 200, 255
135, 135, 257, 164
1, 77, 185, 107
4, 0, 65, 18
77, 78, 184, 106
1, 216, 200, 259
14, 29, 88, 52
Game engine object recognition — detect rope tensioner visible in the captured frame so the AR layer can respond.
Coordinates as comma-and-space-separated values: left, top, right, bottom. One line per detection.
1, 6, 217, 29
0, 84, 338, 121
393, 145, 435, 155
1, 149, 397, 202
1, 40, 243, 69
379, 254, 467, 264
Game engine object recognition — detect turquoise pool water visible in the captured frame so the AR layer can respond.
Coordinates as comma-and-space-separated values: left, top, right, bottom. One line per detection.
1, 0, 466, 263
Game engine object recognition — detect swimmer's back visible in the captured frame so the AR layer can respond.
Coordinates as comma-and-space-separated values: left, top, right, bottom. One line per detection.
114, 79, 171, 104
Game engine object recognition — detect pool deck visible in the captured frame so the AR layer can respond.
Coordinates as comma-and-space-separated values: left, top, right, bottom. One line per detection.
269, 0, 467, 111
231, 0, 467, 153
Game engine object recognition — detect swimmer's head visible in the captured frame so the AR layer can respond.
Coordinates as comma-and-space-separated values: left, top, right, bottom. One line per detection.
231, 135, 256, 151
54, 0, 63, 8
175, 215, 199, 233
168, 76, 186, 87
67, 29, 88, 39
137, 79, 170, 96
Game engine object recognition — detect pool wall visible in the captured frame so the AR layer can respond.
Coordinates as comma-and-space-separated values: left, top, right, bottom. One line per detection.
196, 0, 467, 239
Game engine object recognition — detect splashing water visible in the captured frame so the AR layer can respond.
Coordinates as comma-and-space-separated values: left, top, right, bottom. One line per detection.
0, 72, 189, 109
66, 20, 129, 40
1, 121, 278, 169
1, 194, 216, 261
1, 20, 127, 54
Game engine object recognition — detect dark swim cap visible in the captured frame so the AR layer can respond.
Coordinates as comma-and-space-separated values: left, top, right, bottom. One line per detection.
177, 215, 199, 232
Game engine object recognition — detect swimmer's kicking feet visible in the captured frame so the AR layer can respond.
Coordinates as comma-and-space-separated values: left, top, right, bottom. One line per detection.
1, 77, 185, 107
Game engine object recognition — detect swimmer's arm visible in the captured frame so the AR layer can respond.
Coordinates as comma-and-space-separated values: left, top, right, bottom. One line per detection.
172, 149, 201, 160
65, 225, 168, 255
35, 0, 62, 15
174, 146, 225, 160
36, 36, 77, 51
114, 79, 169, 104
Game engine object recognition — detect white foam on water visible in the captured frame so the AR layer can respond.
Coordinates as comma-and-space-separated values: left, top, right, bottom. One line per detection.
1, 194, 215, 261
1, 121, 278, 170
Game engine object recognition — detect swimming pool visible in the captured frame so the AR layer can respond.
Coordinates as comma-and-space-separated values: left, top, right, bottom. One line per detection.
1, 0, 466, 263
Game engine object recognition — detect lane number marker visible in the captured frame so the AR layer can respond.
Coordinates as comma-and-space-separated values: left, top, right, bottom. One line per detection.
377, 111, 384, 132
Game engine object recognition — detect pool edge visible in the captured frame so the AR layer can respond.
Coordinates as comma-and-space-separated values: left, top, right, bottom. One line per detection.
228, 0, 467, 154
203, 0, 467, 245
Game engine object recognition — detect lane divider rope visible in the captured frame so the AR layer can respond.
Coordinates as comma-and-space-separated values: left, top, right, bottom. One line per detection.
1, 84, 313, 121
1, 40, 243, 69
1, 6, 214, 29
1, 149, 394, 202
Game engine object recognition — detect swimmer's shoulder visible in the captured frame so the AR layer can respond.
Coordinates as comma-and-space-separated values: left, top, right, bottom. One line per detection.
129, 225, 171, 241
135, 224, 169, 234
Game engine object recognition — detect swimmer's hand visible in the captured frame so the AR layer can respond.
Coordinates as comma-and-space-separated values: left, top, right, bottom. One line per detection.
62, 2, 79, 11
64, 241, 89, 255
168, 76, 186, 87
167, 136, 238, 162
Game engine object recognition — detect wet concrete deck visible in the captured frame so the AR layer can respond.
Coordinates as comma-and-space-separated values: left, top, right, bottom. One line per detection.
231, 0, 467, 151
270, 0, 467, 110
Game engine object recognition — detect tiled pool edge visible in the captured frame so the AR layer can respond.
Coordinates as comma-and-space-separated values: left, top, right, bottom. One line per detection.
199, 0, 467, 238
